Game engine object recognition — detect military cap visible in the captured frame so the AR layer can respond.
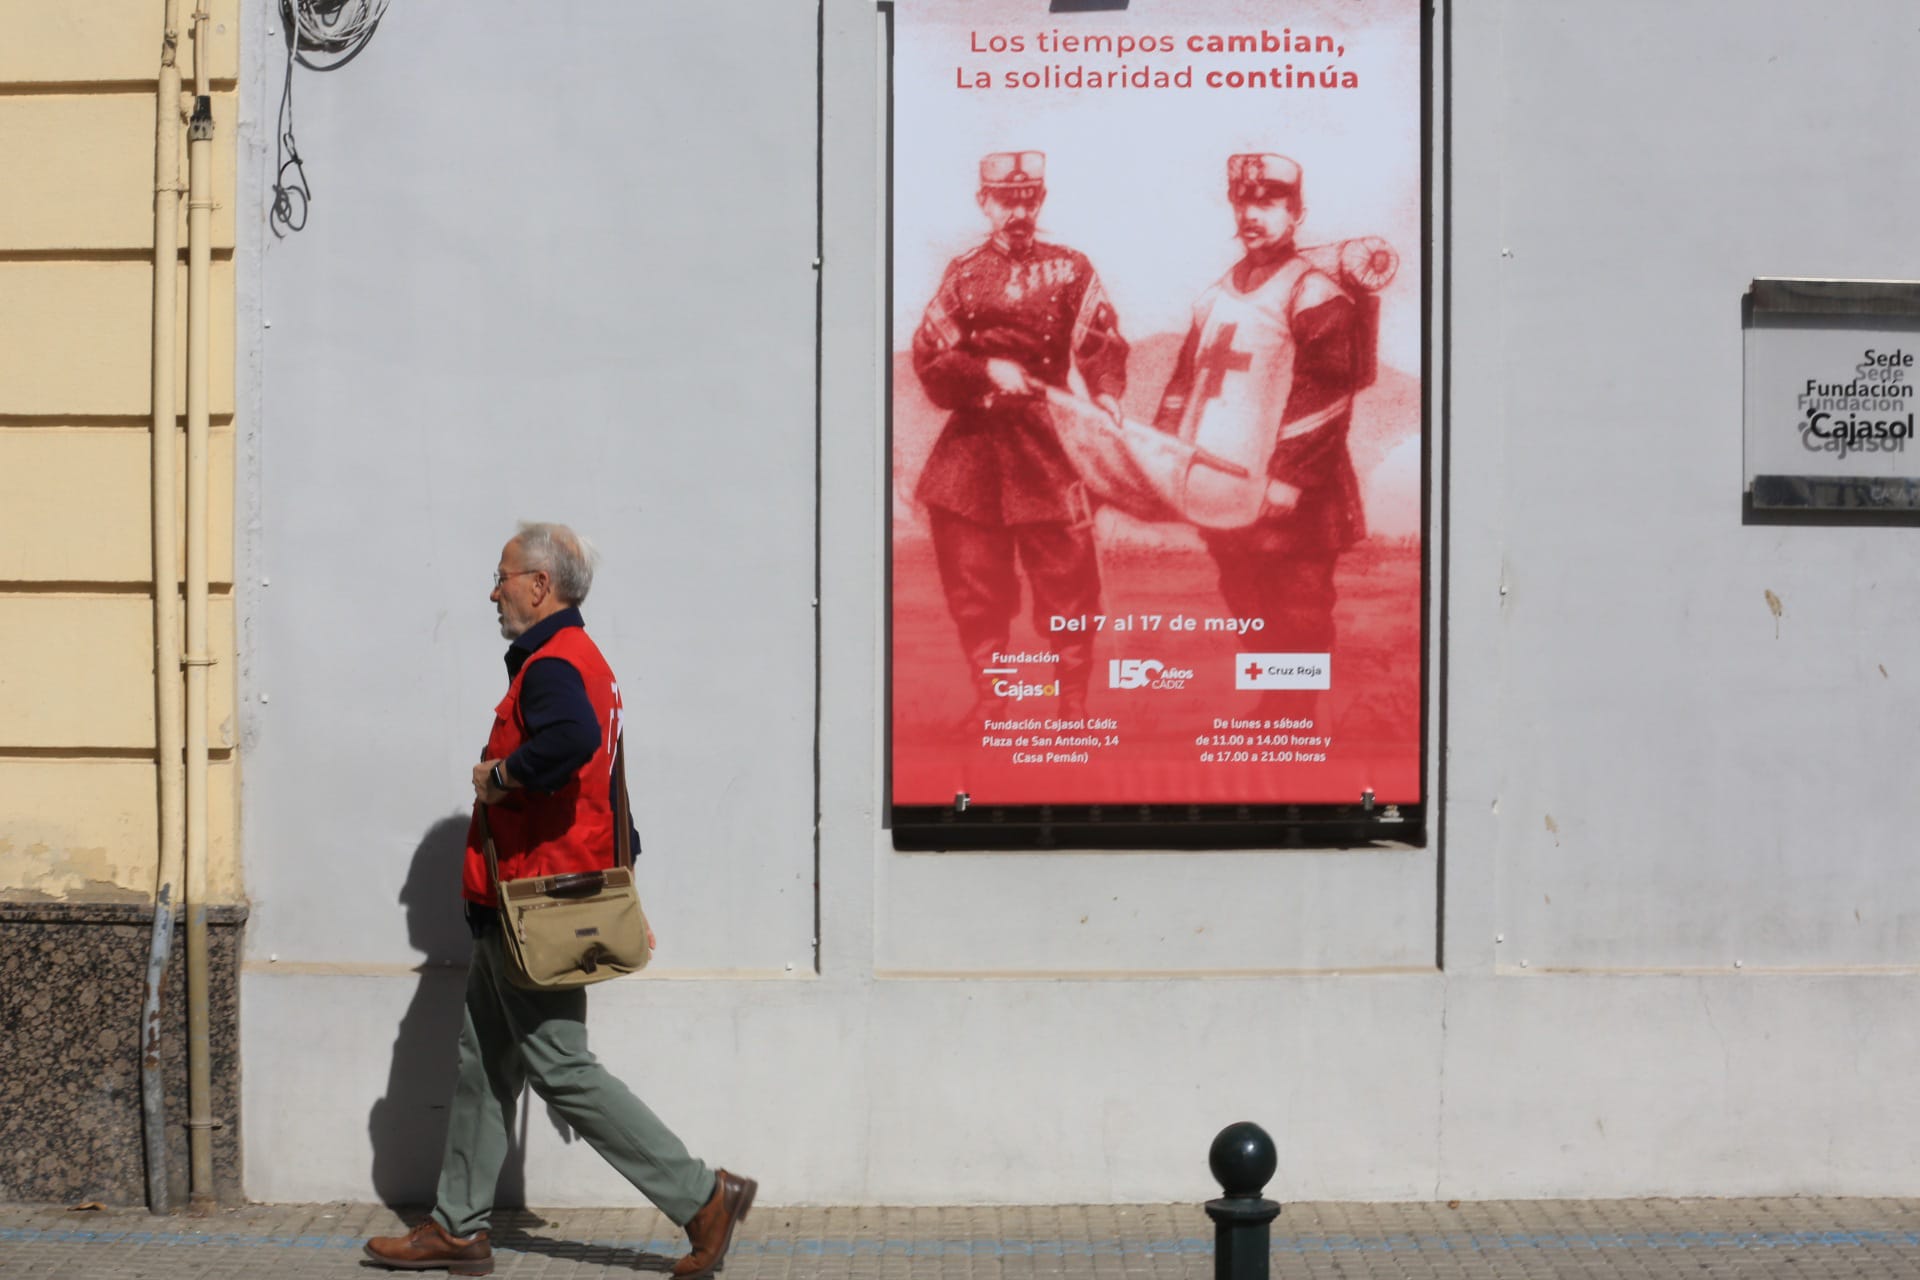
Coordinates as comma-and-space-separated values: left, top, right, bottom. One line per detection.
979, 150, 1046, 193
1227, 153, 1302, 202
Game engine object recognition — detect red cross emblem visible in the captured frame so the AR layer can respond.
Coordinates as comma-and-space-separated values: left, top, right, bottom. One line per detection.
1195, 323, 1253, 404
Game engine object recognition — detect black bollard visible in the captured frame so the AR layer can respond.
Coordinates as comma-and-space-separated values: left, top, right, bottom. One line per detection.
1204, 1121, 1280, 1280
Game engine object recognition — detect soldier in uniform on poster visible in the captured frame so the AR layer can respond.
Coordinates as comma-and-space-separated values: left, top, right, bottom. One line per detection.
1153, 154, 1368, 712
910, 150, 1130, 723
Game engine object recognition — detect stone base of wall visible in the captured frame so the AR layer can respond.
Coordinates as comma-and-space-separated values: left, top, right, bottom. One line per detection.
0, 901, 246, 1208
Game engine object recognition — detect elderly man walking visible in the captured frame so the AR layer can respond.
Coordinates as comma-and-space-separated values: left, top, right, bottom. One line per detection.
365, 522, 754, 1278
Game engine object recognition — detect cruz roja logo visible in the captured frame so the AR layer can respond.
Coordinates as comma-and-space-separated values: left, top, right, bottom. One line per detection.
1235, 653, 1331, 691
1109, 658, 1194, 690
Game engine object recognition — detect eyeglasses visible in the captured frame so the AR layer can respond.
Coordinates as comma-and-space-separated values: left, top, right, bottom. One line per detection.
491, 569, 542, 589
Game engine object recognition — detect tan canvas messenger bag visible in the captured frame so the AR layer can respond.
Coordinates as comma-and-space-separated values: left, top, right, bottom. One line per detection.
478, 736, 651, 989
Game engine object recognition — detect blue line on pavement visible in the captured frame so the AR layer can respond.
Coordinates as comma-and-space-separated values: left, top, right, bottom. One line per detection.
3, 1226, 1918, 1256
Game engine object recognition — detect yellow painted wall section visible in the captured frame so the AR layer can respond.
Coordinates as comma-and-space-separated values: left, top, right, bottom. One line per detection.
0, 759, 240, 902
0, 260, 236, 418
0, 594, 238, 751
0, 428, 235, 585
0, 0, 240, 86
0, 93, 238, 251
1, 4, 243, 907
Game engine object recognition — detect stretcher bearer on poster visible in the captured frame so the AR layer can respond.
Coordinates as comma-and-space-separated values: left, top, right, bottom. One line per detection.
911, 150, 1130, 724
1154, 154, 1367, 705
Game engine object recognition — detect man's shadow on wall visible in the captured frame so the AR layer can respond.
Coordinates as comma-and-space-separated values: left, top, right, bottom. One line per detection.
369, 813, 561, 1212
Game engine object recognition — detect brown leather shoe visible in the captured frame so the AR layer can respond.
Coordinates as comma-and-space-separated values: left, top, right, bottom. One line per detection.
363, 1219, 494, 1275
672, 1168, 758, 1278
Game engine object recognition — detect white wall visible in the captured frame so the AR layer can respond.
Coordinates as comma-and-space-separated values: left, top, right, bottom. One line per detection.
240, 1, 818, 978
239, 0, 1920, 1207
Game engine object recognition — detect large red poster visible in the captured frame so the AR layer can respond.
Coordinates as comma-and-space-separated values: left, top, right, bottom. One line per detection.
890, 0, 1424, 810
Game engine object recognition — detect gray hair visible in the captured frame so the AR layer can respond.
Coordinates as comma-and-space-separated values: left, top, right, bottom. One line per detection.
513, 521, 598, 605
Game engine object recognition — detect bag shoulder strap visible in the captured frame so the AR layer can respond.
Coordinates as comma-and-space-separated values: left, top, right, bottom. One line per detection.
613, 734, 634, 870
478, 801, 503, 901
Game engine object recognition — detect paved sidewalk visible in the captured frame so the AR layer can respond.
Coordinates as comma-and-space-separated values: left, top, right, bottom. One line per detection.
3, 1198, 1918, 1279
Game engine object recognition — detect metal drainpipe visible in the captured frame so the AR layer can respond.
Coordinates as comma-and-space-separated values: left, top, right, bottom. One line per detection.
183, 1, 217, 1211
141, 0, 186, 1217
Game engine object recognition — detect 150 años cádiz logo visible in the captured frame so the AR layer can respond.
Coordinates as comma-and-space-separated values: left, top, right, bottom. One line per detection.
1108, 658, 1194, 690
1800, 347, 1915, 458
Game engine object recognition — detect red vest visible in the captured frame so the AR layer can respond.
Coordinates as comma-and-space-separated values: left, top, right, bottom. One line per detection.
463, 625, 623, 907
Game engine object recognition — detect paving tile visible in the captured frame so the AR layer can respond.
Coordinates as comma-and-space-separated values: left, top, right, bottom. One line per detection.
1, 1199, 1918, 1280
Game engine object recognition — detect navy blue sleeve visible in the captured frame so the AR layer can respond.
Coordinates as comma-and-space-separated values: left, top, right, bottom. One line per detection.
504, 658, 600, 793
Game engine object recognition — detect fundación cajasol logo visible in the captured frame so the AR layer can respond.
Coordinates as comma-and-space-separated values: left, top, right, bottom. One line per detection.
1799, 347, 1915, 458
981, 652, 1059, 701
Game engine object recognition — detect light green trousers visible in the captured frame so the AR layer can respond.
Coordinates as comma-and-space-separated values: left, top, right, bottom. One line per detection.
431, 925, 714, 1237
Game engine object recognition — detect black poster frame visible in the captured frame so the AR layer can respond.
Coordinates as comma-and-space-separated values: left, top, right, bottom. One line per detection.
881, 0, 1436, 851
